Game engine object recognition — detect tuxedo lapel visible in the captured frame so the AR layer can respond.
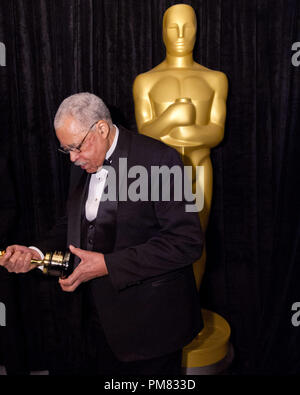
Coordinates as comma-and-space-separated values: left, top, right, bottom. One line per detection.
67, 170, 90, 264
95, 127, 132, 252
108, 126, 132, 202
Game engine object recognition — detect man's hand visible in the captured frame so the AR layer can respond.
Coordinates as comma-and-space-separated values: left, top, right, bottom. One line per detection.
59, 245, 108, 292
0, 245, 42, 273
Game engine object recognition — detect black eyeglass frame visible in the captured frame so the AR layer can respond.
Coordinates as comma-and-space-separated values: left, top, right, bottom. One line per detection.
58, 120, 99, 154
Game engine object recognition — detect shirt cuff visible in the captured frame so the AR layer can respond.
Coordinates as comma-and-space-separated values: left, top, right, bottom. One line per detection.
28, 246, 44, 271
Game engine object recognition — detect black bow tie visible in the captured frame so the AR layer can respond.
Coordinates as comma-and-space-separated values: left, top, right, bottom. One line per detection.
91, 158, 112, 174
103, 158, 112, 166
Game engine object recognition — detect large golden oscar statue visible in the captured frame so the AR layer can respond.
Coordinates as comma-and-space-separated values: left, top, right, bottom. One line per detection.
133, 4, 232, 374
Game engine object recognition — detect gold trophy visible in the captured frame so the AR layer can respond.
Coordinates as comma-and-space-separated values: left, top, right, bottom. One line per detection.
0, 250, 74, 278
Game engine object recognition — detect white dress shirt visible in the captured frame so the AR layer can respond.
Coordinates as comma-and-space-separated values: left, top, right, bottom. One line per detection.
85, 125, 119, 221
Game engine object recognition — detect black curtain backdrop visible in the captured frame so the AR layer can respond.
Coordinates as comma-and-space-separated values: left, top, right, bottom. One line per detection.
0, 0, 300, 375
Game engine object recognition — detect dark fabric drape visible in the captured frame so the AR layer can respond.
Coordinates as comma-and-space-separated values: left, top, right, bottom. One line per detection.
0, 0, 299, 375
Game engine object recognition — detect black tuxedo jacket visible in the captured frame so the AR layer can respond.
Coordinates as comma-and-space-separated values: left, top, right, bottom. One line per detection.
37, 126, 204, 361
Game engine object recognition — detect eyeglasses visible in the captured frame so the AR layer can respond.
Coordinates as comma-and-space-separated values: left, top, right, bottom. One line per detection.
58, 120, 98, 154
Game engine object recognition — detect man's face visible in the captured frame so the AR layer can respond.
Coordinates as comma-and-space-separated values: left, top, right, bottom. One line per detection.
56, 116, 109, 173
163, 6, 197, 56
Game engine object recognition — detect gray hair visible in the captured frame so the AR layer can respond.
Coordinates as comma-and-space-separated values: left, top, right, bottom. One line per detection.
54, 92, 112, 131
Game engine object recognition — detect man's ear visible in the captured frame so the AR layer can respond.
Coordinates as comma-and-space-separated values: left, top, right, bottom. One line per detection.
97, 120, 110, 138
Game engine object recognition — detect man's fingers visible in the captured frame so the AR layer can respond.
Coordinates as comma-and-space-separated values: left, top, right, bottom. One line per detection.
59, 278, 81, 292
7, 245, 26, 254
6, 246, 15, 255
59, 265, 85, 291
69, 245, 85, 259
59, 266, 81, 287
23, 253, 34, 272
8, 252, 27, 273
8, 251, 21, 265
3, 251, 12, 259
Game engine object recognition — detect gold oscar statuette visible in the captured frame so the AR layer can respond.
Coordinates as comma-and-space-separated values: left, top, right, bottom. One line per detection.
0, 249, 74, 278
133, 3, 228, 288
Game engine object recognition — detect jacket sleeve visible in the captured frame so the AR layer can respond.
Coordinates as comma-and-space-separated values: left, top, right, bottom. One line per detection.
104, 146, 204, 291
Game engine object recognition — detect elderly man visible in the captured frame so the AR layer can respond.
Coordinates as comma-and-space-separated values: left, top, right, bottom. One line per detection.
0, 93, 203, 375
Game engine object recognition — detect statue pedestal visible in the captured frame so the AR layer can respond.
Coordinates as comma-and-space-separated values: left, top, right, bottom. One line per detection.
182, 309, 233, 375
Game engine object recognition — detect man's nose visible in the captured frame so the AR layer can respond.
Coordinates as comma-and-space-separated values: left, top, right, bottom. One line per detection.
70, 151, 79, 162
